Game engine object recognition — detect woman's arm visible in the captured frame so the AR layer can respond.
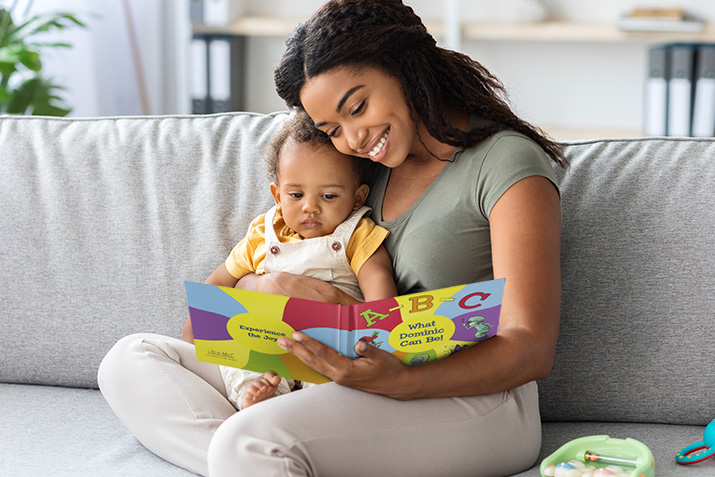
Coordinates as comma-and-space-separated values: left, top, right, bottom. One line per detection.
236, 272, 362, 305
278, 176, 561, 400
357, 244, 397, 301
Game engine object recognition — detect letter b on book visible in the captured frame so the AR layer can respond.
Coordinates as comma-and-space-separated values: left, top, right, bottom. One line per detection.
409, 295, 434, 313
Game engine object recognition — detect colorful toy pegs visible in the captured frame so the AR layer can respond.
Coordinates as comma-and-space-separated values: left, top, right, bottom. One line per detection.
540, 435, 655, 477
676, 419, 715, 465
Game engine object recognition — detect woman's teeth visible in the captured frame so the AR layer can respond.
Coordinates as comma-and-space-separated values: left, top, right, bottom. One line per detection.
368, 130, 389, 157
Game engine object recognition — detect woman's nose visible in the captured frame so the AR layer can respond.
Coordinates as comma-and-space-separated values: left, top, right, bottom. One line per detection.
345, 125, 368, 153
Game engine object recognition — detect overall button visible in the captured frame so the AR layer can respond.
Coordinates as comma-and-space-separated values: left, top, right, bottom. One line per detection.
270, 245, 280, 255
331, 242, 342, 251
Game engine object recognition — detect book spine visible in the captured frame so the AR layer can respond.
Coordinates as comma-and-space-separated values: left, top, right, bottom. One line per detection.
341, 304, 361, 359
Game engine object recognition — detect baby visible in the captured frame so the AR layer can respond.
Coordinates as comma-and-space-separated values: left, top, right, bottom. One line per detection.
196, 112, 397, 409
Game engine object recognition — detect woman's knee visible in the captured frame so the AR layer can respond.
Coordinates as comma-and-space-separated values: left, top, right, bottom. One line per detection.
207, 411, 264, 475
97, 333, 157, 394
207, 397, 315, 476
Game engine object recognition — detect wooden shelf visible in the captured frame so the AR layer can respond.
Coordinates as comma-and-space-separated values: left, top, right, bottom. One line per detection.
193, 16, 715, 44
193, 16, 303, 37
462, 21, 715, 43
193, 16, 445, 38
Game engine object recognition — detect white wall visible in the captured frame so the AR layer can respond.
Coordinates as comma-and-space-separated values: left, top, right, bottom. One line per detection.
12, 0, 190, 117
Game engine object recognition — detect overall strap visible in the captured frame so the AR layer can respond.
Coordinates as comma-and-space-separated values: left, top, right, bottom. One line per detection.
263, 205, 280, 242
332, 206, 371, 241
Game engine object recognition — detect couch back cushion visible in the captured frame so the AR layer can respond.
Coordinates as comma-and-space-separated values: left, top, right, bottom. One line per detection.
2, 115, 713, 426
538, 137, 715, 426
1, 112, 287, 388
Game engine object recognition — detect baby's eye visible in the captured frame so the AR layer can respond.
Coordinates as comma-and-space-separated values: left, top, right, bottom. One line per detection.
322, 194, 338, 200
288, 192, 303, 199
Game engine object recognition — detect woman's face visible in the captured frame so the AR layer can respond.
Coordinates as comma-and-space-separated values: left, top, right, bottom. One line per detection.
300, 66, 416, 169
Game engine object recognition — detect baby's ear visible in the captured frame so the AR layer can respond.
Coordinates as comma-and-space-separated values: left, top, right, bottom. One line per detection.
353, 184, 370, 210
270, 182, 281, 207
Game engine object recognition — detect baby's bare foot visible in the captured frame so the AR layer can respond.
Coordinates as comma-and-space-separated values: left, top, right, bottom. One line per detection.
242, 372, 282, 409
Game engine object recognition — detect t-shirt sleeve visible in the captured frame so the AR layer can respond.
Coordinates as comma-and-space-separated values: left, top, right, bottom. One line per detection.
478, 134, 560, 220
225, 214, 268, 279
345, 217, 390, 276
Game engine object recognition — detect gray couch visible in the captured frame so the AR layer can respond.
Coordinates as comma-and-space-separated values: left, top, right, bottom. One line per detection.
1, 112, 713, 477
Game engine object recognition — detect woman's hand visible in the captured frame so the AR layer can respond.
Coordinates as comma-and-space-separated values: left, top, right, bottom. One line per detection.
277, 332, 414, 400
238, 272, 361, 305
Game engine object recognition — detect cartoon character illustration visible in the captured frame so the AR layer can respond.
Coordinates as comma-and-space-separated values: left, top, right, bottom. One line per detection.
462, 315, 493, 339
409, 353, 430, 366
359, 331, 383, 349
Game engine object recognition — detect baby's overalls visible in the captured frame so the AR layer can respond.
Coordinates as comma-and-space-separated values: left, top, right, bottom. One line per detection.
262, 204, 371, 301
221, 204, 371, 408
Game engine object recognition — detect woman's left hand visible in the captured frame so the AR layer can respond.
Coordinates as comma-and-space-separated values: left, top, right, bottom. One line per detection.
278, 332, 413, 400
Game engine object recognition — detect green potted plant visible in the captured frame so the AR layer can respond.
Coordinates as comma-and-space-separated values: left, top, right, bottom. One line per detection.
0, 5, 86, 116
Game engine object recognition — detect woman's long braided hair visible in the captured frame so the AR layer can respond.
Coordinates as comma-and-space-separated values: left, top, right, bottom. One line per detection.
275, 0, 567, 167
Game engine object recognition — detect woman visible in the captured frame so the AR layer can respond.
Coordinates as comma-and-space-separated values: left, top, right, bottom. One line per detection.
100, 1, 564, 475
208, 0, 563, 475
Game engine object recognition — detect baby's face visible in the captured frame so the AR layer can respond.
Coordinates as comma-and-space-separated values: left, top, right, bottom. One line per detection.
271, 140, 368, 239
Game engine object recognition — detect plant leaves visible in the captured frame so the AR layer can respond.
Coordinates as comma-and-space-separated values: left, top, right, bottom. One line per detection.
7, 12, 87, 40
0, 45, 41, 71
19, 49, 40, 70
0, 8, 85, 116
0, 9, 16, 44
5, 76, 71, 116
27, 42, 72, 49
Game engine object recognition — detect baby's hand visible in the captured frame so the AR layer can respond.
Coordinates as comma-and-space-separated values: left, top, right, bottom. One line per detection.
241, 372, 282, 409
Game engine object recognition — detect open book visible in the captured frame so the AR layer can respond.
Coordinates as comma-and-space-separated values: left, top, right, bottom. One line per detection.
185, 278, 504, 384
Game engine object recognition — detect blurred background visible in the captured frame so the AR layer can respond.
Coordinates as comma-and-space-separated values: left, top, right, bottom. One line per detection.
4, 0, 715, 139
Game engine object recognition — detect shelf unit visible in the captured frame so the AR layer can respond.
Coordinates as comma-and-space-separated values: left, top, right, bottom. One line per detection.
192, 17, 715, 139
193, 16, 715, 43
462, 21, 715, 43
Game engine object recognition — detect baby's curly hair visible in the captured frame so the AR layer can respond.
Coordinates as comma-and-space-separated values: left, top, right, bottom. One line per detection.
266, 111, 377, 185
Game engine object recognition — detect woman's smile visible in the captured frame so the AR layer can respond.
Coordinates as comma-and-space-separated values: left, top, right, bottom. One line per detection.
366, 128, 390, 162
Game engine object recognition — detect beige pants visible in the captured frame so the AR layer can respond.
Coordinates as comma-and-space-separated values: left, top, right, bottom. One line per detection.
98, 333, 542, 477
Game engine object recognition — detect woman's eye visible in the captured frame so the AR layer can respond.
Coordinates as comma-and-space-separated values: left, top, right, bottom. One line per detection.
327, 127, 340, 138
351, 100, 366, 116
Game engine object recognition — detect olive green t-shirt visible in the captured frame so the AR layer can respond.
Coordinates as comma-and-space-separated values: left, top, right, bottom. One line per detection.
366, 128, 559, 295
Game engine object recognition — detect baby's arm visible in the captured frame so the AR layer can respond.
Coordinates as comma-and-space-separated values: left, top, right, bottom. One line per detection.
183, 263, 240, 343
357, 244, 397, 301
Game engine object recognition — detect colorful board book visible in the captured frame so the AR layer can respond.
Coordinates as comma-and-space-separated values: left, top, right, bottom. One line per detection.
185, 278, 504, 384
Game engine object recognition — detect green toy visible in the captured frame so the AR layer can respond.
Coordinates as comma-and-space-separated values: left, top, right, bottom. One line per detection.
540, 435, 655, 477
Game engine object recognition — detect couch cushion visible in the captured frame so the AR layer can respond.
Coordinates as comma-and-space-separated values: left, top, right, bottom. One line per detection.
3, 383, 709, 476
0, 112, 288, 389
538, 138, 715, 426
0, 383, 196, 476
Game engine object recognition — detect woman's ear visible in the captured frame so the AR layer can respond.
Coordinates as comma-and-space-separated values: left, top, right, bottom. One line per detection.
270, 182, 281, 208
353, 184, 370, 210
